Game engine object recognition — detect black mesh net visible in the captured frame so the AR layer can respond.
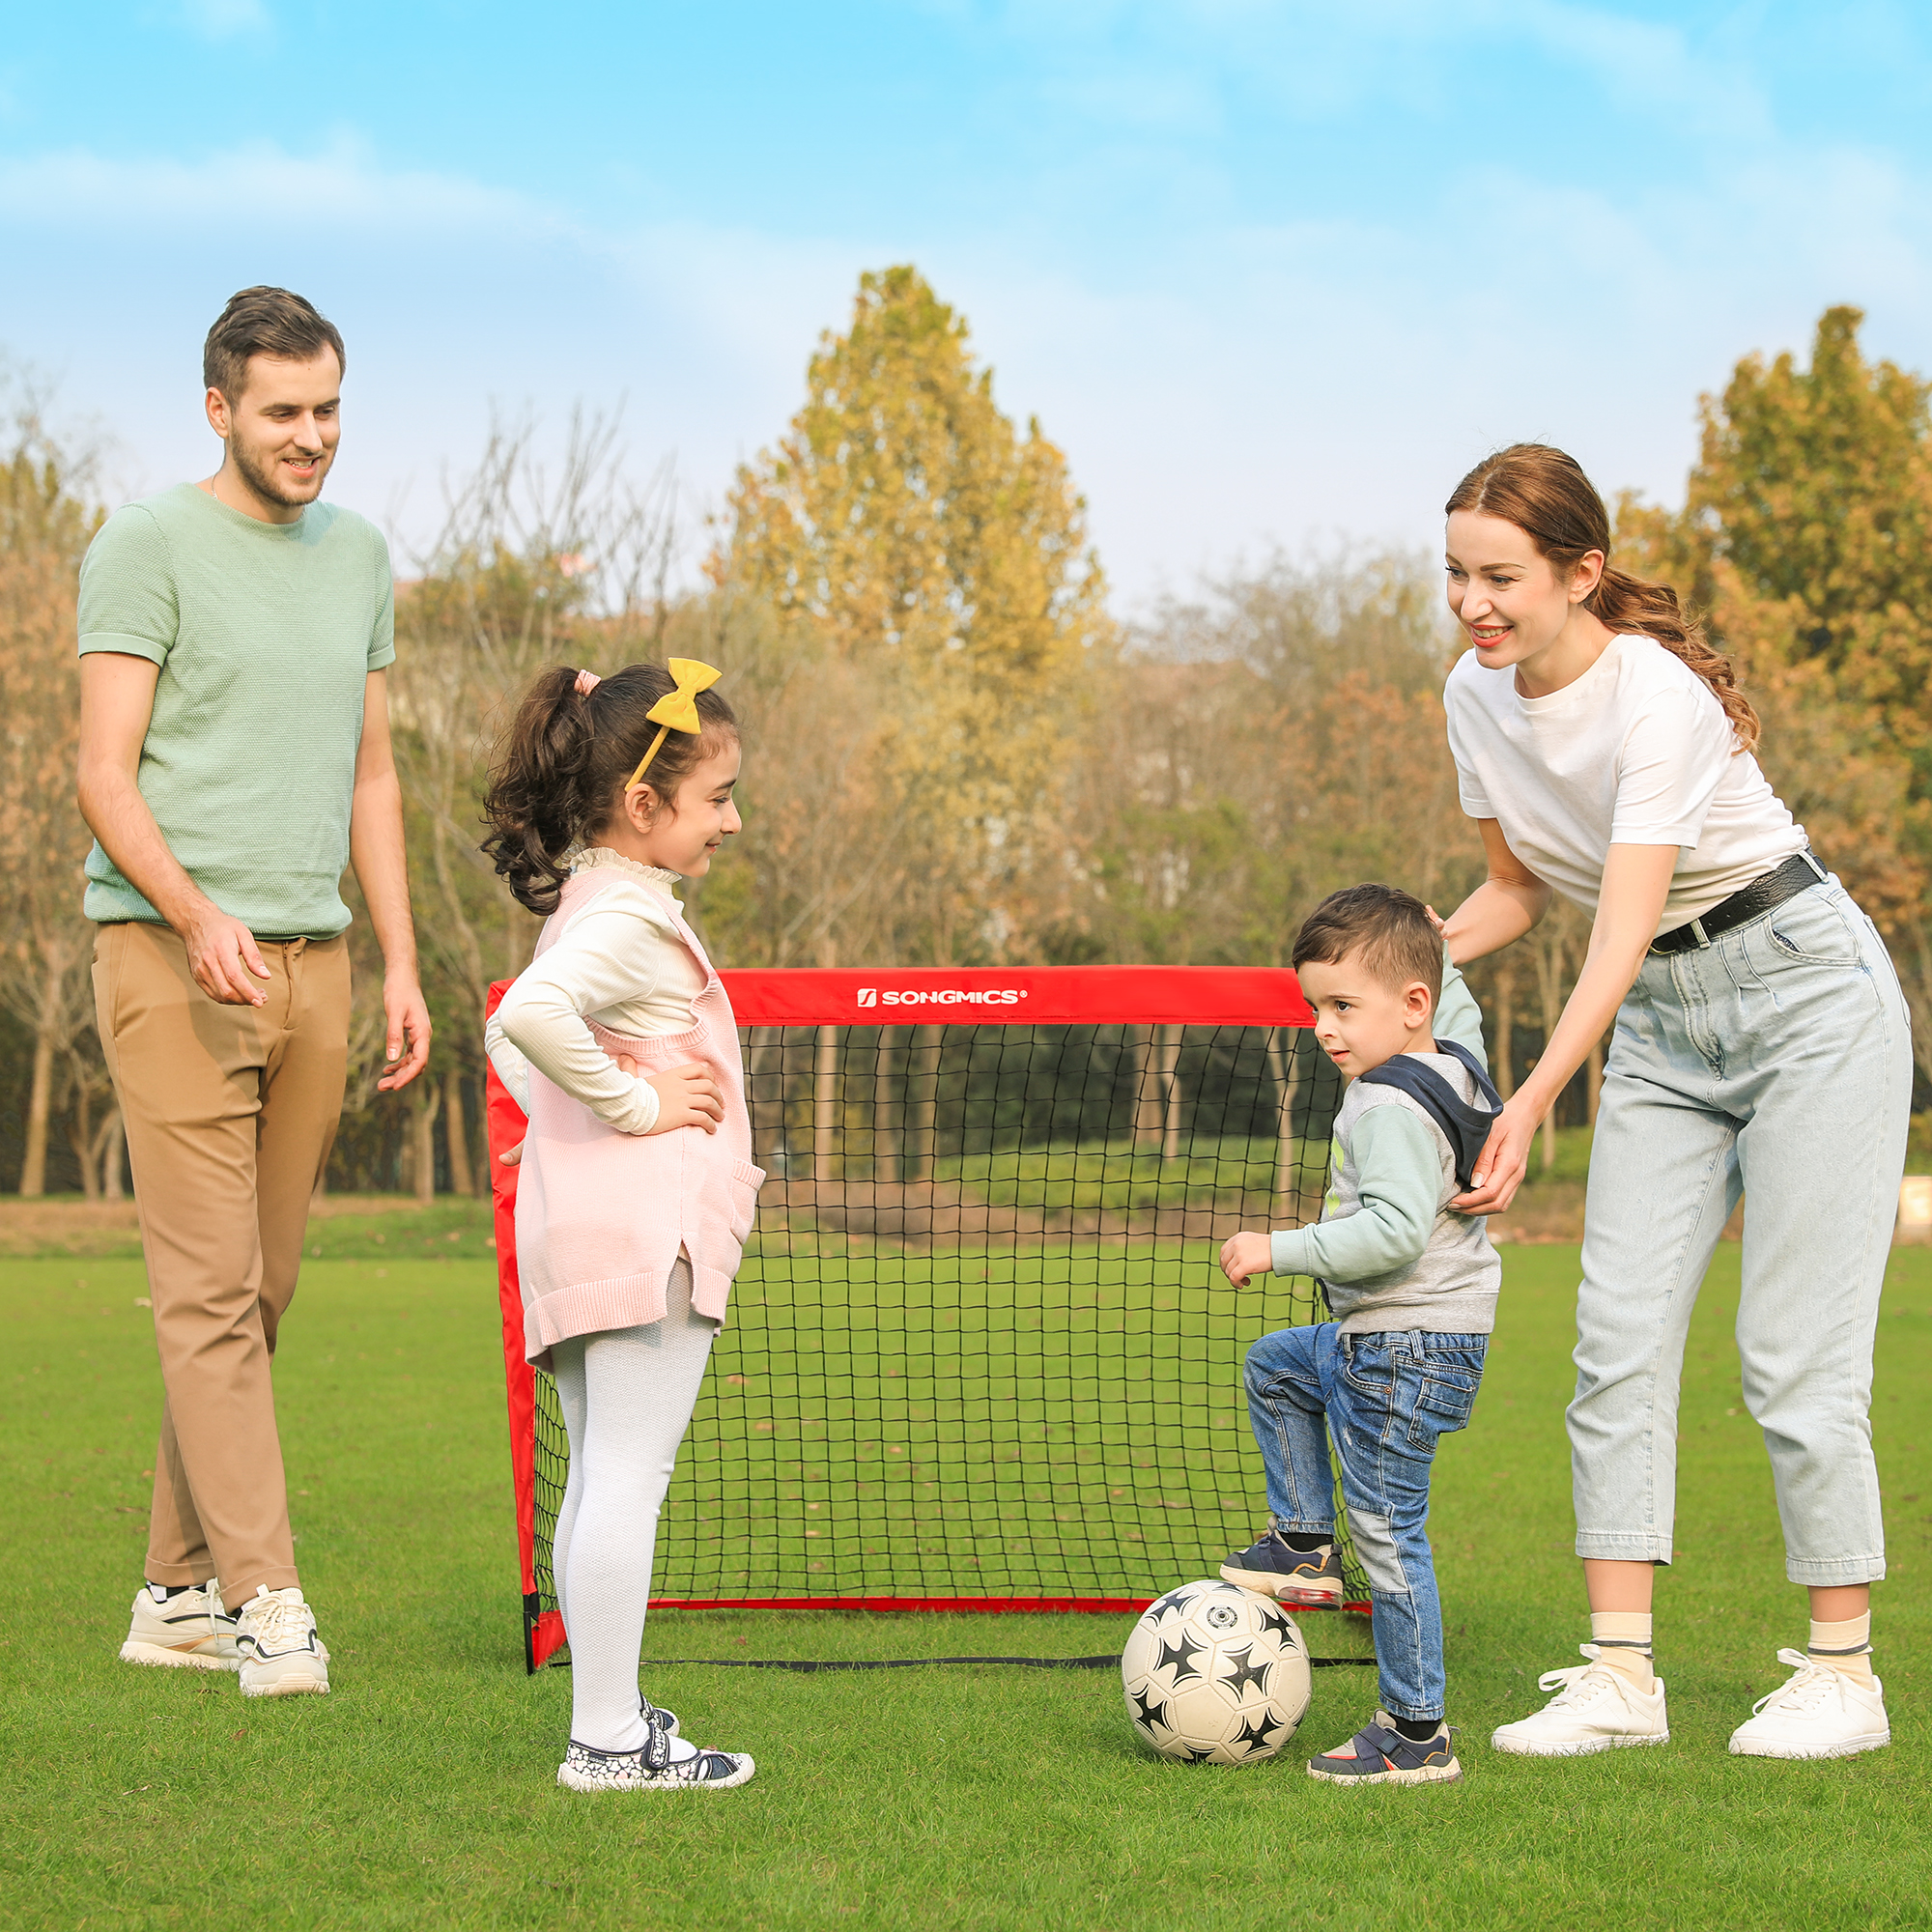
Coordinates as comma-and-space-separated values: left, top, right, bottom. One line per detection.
526, 1020, 1358, 1659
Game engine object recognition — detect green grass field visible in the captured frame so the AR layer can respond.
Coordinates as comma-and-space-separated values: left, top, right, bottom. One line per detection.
2, 1227, 1929, 1930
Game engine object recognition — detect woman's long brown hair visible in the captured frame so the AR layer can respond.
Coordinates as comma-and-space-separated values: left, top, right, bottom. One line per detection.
1446, 443, 1759, 753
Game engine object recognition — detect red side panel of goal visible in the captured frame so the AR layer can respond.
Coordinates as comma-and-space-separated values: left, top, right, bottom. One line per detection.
484, 980, 568, 1672
719, 964, 1315, 1030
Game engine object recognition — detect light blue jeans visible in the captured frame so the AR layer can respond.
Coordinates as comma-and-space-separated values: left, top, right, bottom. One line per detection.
1244, 1323, 1488, 1722
1573, 873, 1912, 1584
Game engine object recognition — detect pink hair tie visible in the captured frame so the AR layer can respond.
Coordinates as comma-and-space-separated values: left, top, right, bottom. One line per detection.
574, 668, 601, 696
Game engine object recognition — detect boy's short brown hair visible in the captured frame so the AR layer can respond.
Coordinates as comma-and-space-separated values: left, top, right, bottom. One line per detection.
1292, 883, 1443, 1007
203, 287, 345, 402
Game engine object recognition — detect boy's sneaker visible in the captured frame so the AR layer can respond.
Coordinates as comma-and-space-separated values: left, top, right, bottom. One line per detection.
558, 1706, 753, 1792
1220, 1530, 1344, 1608
119, 1580, 241, 1672
1491, 1644, 1669, 1756
1307, 1712, 1462, 1786
235, 1586, 330, 1697
1728, 1649, 1890, 1760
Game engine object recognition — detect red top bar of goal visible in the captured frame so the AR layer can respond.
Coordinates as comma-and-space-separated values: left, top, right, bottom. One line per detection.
719, 964, 1315, 1030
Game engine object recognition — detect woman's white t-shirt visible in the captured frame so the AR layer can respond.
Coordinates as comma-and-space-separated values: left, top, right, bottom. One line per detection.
1443, 635, 1805, 934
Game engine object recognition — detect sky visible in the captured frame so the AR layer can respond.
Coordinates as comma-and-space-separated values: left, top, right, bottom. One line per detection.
5, 1, 1932, 604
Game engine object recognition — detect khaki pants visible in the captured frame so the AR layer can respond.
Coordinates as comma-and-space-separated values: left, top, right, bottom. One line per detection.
93, 922, 351, 1606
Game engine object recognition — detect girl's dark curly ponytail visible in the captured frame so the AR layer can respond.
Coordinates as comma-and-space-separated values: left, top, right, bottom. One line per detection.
481, 663, 738, 915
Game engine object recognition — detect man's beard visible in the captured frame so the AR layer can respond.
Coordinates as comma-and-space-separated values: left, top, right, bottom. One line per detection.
231, 437, 328, 509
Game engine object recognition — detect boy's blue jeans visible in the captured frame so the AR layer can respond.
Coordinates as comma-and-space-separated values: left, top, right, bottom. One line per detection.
1243, 1323, 1487, 1723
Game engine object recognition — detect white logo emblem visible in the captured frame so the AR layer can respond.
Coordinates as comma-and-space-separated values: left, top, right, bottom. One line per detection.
1205, 1603, 1239, 1631
856, 987, 877, 1008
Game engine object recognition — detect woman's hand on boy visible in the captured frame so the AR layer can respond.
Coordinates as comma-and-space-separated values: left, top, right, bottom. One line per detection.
1219, 1231, 1272, 1287
625, 1056, 725, 1135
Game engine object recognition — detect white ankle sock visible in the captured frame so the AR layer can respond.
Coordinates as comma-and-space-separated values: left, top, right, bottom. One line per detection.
1590, 1612, 1654, 1690
1808, 1613, 1875, 1687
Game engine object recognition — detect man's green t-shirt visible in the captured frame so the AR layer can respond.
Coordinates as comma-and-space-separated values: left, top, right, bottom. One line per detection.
76, 484, 396, 938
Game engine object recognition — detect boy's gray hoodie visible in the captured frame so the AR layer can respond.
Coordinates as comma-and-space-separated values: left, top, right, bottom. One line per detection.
1267, 960, 1502, 1336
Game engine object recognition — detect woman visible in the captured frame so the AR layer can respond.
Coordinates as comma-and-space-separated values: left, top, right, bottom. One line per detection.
1436, 444, 1910, 1761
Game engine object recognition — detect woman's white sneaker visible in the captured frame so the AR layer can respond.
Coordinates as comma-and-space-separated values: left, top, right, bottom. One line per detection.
236, 1586, 330, 1696
1728, 1649, 1889, 1760
119, 1580, 241, 1671
1492, 1644, 1670, 1756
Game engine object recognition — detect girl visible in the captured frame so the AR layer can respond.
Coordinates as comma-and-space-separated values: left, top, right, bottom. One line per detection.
1436, 445, 1909, 1762
481, 660, 764, 1792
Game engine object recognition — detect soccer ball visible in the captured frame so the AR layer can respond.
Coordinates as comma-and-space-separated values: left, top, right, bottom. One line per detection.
1122, 1578, 1313, 1764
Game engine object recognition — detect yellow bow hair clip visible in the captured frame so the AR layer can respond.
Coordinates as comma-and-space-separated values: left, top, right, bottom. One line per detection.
626, 659, 724, 790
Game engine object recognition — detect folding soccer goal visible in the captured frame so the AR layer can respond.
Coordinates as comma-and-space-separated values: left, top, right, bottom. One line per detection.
485, 966, 1362, 1672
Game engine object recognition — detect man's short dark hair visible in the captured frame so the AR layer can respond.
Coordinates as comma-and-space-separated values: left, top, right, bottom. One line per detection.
1292, 883, 1443, 1007
203, 287, 345, 401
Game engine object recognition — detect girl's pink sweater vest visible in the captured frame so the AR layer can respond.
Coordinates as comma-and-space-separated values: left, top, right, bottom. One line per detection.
513, 867, 765, 1369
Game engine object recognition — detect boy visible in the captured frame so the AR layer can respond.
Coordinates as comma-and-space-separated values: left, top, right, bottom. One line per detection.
1218, 884, 1502, 1786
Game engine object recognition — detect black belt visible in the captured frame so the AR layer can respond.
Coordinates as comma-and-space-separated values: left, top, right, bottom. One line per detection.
1648, 850, 1828, 956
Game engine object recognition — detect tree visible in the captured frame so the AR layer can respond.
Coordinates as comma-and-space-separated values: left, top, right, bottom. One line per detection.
0, 412, 108, 1195
382, 414, 677, 1194
1624, 306, 1932, 1084
716, 265, 1111, 966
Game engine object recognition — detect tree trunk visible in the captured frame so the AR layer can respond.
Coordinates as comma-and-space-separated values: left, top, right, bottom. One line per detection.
100, 1110, 126, 1203
1540, 1102, 1557, 1173
748, 1027, 785, 1175
1131, 1026, 1163, 1151
1492, 964, 1517, 1101
1159, 1024, 1182, 1161
908, 1025, 941, 1181
444, 1068, 474, 1197
1267, 1027, 1300, 1216
1585, 1032, 1605, 1126
19, 1018, 55, 1198
871, 1030, 898, 1183
813, 1024, 840, 1185
408, 1081, 441, 1204
68, 1078, 100, 1202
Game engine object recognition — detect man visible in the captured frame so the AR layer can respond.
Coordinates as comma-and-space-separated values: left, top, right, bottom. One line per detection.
76, 286, 431, 1696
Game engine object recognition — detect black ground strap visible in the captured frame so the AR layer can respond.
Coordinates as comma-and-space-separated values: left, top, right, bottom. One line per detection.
648, 1653, 1375, 1672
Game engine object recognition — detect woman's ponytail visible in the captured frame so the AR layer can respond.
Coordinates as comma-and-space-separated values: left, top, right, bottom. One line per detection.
1447, 443, 1761, 754
1587, 565, 1759, 753
481, 665, 600, 914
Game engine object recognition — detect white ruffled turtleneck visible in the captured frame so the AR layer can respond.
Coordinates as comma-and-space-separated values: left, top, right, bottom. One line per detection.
484, 847, 706, 1135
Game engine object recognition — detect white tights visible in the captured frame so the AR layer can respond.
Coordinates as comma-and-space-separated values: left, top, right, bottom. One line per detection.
549, 1260, 718, 1754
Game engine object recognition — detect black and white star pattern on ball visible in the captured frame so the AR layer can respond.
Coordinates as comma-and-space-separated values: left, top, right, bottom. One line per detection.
1156, 1633, 1207, 1683
1130, 1686, 1170, 1732
1234, 1712, 1286, 1755
1150, 1589, 1196, 1622
1220, 1645, 1271, 1697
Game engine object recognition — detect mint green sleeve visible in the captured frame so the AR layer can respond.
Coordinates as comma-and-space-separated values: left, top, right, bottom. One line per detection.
367, 529, 396, 671
1433, 956, 1488, 1070
1267, 1106, 1439, 1282
76, 505, 178, 666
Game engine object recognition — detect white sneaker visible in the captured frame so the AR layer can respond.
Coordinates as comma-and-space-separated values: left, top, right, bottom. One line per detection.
1492, 1644, 1670, 1757
1728, 1649, 1889, 1760
558, 1706, 753, 1793
235, 1586, 330, 1697
119, 1580, 241, 1672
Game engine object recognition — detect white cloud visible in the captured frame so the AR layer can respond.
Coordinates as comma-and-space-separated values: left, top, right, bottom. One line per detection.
4, 110, 1931, 602
0, 134, 560, 235
177, 0, 270, 38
